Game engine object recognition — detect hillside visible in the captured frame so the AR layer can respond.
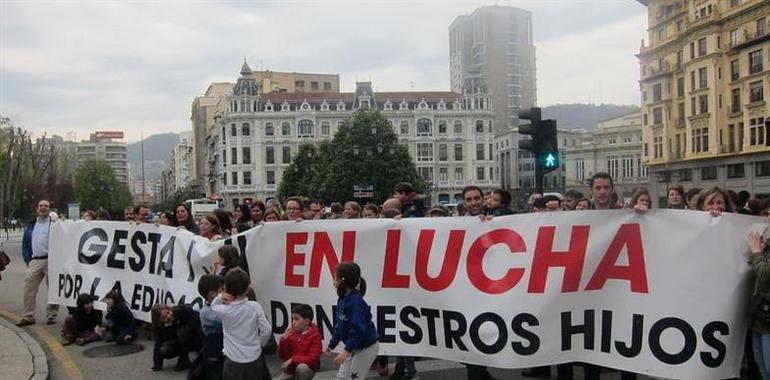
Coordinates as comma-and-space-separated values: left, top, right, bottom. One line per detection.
542, 104, 640, 131
127, 132, 180, 179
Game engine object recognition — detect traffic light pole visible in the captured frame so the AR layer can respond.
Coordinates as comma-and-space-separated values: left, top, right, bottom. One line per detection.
535, 161, 544, 195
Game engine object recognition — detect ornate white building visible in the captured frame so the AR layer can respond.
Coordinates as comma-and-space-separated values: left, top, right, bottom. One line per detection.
206, 62, 496, 207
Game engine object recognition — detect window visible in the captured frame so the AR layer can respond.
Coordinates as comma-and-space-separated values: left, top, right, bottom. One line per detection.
232, 171, 238, 185
653, 83, 662, 101
266, 146, 274, 164
417, 118, 433, 136
609, 138, 617, 145
454, 144, 463, 161
400, 121, 409, 134
757, 161, 770, 177
231, 147, 237, 165
311, 81, 318, 91
297, 120, 313, 138
222, 149, 226, 166
678, 102, 685, 123
727, 164, 745, 178
750, 50, 763, 74
698, 37, 707, 56
243, 147, 251, 164
475, 120, 484, 133
222, 126, 226, 144
643, 113, 648, 126
690, 70, 695, 90
677, 20, 683, 33
439, 167, 448, 182
417, 143, 434, 162
639, 160, 648, 178
418, 167, 433, 182
231, 124, 237, 137
730, 29, 738, 48
266, 170, 275, 185
701, 167, 717, 180
750, 81, 764, 102
698, 67, 707, 88
223, 172, 227, 186
653, 107, 663, 124
295, 80, 305, 90
243, 171, 252, 185
438, 121, 447, 134
476, 167, 485, 181
750, 117, 766, 146
476, 144, 484, 160
653, 136, 663, 158
732, 88, 741, 113
283, 146, 291, 164
323, 82, 332, 91
265, 122, 274, 136
282, 122, 291, 136
242, 123, 250, 136
689, 42, 694, 59
606, 156, 618, 179
690, 97, 696, 116
455, 167, 464, 182
731, 60, 740, 81
453, 121, 462, 134
622, 156, 635, 179
438, 144, 447, 161
321, 121, 330, 135
759, 18, 767, 36
677, 78, 684, 97
731, 0, 741, 7
576, 159, 585, 181
489, 143, 493, 161
699, 94, 708, 114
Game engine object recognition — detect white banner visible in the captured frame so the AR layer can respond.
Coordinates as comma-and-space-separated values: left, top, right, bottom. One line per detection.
49, 210, 765, 379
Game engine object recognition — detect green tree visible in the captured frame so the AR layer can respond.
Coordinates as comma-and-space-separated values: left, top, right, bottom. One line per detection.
278, 109, 427, 204
74, 160, 132, 216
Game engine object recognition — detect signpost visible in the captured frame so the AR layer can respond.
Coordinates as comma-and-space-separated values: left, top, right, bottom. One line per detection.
353, 184, 374, 199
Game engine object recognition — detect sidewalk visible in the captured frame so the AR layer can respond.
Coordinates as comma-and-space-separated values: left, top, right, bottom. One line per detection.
0, 316, 48, 380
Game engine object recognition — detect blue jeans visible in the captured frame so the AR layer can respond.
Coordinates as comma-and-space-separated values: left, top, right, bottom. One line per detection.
753, 331, 770, 380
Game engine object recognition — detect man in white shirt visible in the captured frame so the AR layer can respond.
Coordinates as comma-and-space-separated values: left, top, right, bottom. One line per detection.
18, 200, 60, 326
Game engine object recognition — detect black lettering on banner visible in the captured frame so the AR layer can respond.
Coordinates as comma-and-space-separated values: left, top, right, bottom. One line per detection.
399, 306, 422, 345
78, 228, 108, 265
88, 277, 101, 299
129, 231, 147, 272
469, 312, 507, 354
57, 273, 82, 299
271, 301, 289, 332
601, 310, 613, 353
185, 240, 197, 282
147, 233, 162, 274
421, 308, 440, 347
511, 313, 540, 355
616, 314, 644, 358
58, 274, 65, 297
107, 280, 122, 296
648, 317, 696, 365
316, 305, 335, 340
107, 229, 129, 269
561, 310, 595, 351
442, 310, 468, 351
700, 321, 729, 368
377, 305, 397, 343
130, 283, 142, 310
158, 236, 175, 278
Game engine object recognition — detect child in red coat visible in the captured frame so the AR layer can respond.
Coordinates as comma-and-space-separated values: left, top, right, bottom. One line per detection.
278, 304, 322, 380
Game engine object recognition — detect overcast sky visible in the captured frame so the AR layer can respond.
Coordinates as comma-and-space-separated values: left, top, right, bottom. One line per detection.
0, 0, 647, 143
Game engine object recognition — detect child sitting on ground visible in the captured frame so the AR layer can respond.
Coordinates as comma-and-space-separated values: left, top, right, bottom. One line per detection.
61, 293, 102, 346
277, 304, 322, 380
211, 268, 272, 380
100, 290, 136, 344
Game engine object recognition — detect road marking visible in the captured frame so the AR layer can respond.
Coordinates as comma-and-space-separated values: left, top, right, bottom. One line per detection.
0, 309, 84, 380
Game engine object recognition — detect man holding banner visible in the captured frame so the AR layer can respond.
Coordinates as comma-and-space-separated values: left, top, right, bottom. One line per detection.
18, 199, 60, 326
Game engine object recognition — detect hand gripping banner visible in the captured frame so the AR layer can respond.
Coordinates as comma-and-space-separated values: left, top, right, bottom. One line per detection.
49, 210, 766, 379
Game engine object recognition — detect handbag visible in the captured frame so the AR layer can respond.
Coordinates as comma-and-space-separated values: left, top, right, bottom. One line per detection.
0, 250, 10, 280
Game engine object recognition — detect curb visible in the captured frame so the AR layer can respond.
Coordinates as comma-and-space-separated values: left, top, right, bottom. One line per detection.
0, 315, 49, 380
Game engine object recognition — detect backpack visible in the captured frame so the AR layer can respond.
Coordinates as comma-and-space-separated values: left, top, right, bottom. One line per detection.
0, 249, 10, 280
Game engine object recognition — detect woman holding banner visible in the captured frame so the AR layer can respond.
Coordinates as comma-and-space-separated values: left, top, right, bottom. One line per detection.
748, 228, 770, 379
199, 215, 223, 241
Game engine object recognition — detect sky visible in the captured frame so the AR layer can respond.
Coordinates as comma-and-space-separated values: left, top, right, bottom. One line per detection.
0, 0, 648, 143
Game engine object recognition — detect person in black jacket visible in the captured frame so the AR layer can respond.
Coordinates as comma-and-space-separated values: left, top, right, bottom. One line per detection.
61, 293, 102, 346
150, 304, 203, 371
486, 189, 514, 216
100, 290, 136, 344
393, 182, 426, 218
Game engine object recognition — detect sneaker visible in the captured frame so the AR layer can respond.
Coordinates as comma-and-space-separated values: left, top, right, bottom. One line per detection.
16, 319, 35, 327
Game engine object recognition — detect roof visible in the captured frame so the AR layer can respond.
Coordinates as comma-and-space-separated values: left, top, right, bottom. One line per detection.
260, 90, 461, 102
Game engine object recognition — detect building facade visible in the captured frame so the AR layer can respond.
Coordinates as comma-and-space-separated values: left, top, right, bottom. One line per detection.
639, 0, 770, 206
191, 62, 341, 192
563, 112, 650, 203
206, 68, 496, 208
75, 132, 129, 185
172, 131, 195, 190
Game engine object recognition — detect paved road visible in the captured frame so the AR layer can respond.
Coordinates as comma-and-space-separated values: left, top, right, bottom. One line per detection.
0, 238, 739, 380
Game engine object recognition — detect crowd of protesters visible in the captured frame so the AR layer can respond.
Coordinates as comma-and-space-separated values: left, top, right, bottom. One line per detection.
14, 172, 770, 380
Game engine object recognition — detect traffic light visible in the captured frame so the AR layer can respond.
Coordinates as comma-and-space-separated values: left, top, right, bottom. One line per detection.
517, 107, 559, 192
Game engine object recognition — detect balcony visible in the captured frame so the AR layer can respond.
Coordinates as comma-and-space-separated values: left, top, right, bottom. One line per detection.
730, 30, 769, 51
641, 61, 674, 82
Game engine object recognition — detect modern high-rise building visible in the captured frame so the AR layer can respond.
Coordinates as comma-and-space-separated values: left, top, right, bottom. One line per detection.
449, 5, 537, 133
75, 132, 129, 185
638, 0, 770, 205
190, 61, 341, 192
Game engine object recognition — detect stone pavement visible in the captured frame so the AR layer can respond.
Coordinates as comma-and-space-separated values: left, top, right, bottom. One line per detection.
0, 315, 48, 380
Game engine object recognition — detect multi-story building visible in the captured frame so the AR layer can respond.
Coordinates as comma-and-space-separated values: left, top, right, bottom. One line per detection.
206, 66, 495, 208
564, 112, 650, 203
191, 62, 341, 192
75, 132, 129, 185
172, 132, 195, 190
638, 0, 770, 205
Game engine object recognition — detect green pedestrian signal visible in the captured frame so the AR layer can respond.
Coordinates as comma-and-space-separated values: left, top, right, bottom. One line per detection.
544, 153, 557, 168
